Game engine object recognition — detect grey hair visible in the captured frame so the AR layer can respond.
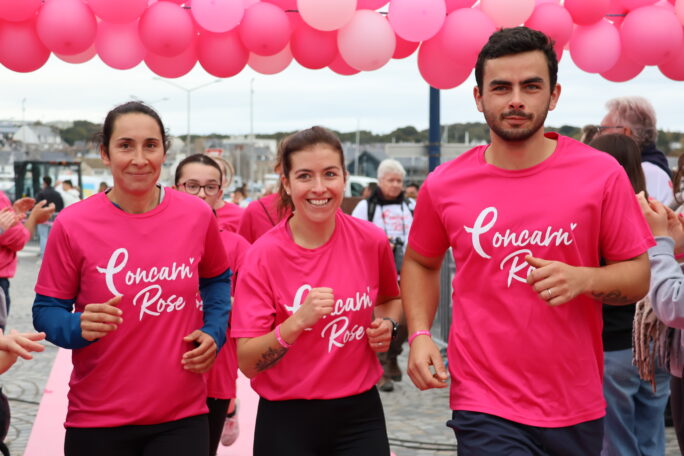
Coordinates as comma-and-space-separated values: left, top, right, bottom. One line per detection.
377, 158, 406, 180
606, 96, 658, 148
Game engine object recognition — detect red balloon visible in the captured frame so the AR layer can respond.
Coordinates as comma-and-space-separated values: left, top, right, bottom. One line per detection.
263, 0, 297, 9
418, 36, 472, 90
36, 0, 97, 55
441, 7, 496, 67
564, 0, 611, 25
393, 33, 419, 59
659, 42, 684, 80
329, 53, 360, 75
88, 0, 147, 24
445, 0, 477, 12
239, 2, 291, 56
56, 44, 96, 64
139, 1, 195, 57
96, 20, 146, 70
290, 22, 337, 69
197, 30, 249, 78
600, 50, 644, 82
525, 3, 574, 47
0, 18, 49, 72
357, 0, 389, 9
0, 0, 41, 22
145, 42, 198, 78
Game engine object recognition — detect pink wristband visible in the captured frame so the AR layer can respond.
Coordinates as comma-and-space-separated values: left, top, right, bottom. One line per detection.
408, 330, 432, 345
274, 324, 293, 349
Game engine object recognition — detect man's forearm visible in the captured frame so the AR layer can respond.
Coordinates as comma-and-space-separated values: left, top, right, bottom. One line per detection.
589, 253, 650, 305
401, 255, 442, 333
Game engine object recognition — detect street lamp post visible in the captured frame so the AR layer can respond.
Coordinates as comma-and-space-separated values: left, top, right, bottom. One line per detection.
153, 78, 221, 154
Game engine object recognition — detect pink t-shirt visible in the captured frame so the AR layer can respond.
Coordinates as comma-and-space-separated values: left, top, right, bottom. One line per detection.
409, 133, 655, 427
237, 193, 289, 243
0, 191, 30, 278
34, 190, 229, 428
206, 229, 250, 399
215, 202, 244, 233
231, 210, 399, 400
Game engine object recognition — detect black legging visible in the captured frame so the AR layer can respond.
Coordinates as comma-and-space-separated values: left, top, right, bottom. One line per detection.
207, 397, 230, 456
254, 387, 390, 456
64, 414, 209, 456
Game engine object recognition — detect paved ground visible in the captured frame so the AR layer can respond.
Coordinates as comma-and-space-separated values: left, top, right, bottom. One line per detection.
1, 241, 683, 455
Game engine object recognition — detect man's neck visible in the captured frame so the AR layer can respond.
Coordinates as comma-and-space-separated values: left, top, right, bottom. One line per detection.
485, 129, 556, 170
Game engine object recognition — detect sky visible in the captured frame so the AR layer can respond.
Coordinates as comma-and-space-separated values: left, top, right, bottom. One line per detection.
0, 50, 682, 139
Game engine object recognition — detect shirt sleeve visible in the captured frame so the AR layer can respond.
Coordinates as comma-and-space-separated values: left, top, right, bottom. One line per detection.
237, 204, 256, 244
648, 237, 684, 329
407, 178, 450, 258
231, 249, 277, 338
377, 238, 400, 300
0, 224, 30, 252
34, 217, 81, 300
32, 294, 92, 349
599, 168, 655, 261
351, 200, 368, 221
199, 213, 230, 279
199, 268, 232, 350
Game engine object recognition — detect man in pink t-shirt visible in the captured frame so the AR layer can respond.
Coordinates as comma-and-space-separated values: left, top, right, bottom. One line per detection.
403, 27, 653, 455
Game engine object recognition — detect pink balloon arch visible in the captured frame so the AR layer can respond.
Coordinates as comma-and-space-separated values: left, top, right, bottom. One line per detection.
0, 0, 682, 88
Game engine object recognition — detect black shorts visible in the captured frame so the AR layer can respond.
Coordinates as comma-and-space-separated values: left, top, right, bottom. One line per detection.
254, 387, 390, 456
64, 414, 209, 456
447, 410, 604, 456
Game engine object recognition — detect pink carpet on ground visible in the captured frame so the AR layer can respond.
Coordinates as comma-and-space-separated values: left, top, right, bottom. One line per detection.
25, 348, 259, 456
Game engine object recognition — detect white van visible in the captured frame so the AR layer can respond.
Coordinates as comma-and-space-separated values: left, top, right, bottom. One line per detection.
345, 175, 377, 197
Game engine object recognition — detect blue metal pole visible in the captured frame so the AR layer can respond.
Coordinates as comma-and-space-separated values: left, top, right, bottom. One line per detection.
428, 86, 441, 172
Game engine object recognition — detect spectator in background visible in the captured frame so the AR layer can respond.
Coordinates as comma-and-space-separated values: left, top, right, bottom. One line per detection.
57, 180, 80, 208
231, 188, 249, 208
98, 182, 108, 193
405, 182, 419, 208
35, 176, 64, 259
209, 156, 244, 233
352, 158, 413, 392
599, 96, 673, 206
581, 125, 599, 144
0, 193, 54, 328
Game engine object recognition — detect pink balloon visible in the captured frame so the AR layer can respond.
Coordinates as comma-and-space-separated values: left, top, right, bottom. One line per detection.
676, 0, 684, 24
621, 6, 683, 65
659, 41, 684, 80
418, 36, 472, 90
0, 19, 49, 71
338, 10, 396, 71
618, 0, 658, 10
239, 2, 290, 56
441, 8, 496, 67
600, 50, 644, 81
191, 0, 244, 33
535, 0, 560, 4
291, 22, 337, 69
654, 0, 674, 11
88, 0, 147, 24
96, 20, 146, 70
139, 1, 194, 57
263, 0, 297, 9
393, 33, 420, 59
36, 0, 97, 55
525, 3, 573, 47
329, 53, 360, 75
388, 0, 446, 42
0, 0, 41, 22
197, 29, 249, 77
564, 0, 611, 25
56, 43, 96, 63
358, 0, 389, 9
145, 41, 197, 78
297, 0, 356, 32
480, 0, 535, 27
606, 0, 628, 25
569, 19, 621, 73
248, 43, 292, 74
445, 0, 477, 13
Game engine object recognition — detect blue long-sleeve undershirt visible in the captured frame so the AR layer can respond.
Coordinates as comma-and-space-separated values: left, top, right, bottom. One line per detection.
32, 268, 232, 350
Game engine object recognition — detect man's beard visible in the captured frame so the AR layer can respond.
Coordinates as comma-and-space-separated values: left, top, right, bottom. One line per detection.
484, 105, 550, 142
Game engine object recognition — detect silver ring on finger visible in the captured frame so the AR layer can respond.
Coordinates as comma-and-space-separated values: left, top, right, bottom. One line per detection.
545, 288, 552, 300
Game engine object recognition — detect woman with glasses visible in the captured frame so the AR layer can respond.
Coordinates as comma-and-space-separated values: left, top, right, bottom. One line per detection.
210, 156, 244, 233
232, 126, 402, 456
174, 154, 250, 454
32, 101, 231, 456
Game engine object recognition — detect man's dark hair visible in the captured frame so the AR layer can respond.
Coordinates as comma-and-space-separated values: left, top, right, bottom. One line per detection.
475, 27, 558, 93
63, 179, 73, 186
43, 176, 52, 187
